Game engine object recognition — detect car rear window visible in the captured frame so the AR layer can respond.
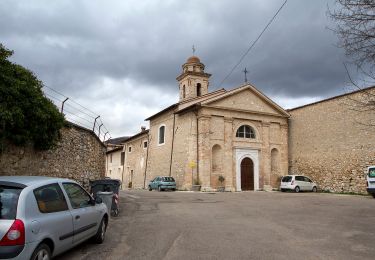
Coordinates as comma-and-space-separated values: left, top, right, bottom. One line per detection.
369, 168, 375, 178
0, 186, 22, 220
162, 177, 175, 182
281, 176, 292, 182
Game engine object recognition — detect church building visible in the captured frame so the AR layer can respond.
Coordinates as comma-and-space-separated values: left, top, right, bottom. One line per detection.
121, 55, 289, 191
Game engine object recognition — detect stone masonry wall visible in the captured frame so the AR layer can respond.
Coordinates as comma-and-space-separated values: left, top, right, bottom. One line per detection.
0, 123, 106, 189
289, 88, 375, 194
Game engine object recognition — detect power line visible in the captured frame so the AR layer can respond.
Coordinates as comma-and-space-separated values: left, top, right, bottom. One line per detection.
43, 85, 99, 117
62, 108, 94, 124
218, 0, 288, 87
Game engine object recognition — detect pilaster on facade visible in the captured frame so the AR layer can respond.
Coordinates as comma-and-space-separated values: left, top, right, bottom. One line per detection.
198, 115, 211, 190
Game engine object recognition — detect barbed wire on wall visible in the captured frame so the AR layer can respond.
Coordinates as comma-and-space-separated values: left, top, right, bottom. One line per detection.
43, 85, 112, 142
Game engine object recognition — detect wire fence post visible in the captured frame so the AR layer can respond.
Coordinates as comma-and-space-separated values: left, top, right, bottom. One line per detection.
104, 131, 109, 141
93, 116, 100, 132
61, 98, 69, 113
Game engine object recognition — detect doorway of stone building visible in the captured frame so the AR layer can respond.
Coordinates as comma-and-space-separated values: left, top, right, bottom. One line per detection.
240, 157, 254, 190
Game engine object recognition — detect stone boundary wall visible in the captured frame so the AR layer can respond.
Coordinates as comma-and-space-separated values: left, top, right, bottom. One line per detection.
289, 88, 375, 194
0, 123, 106, 189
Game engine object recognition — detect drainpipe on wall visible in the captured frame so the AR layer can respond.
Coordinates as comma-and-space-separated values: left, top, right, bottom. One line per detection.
121, 146, 125, 190
168, 113, 176, 177
143, 133, 150, 189
194, 110, 199, 182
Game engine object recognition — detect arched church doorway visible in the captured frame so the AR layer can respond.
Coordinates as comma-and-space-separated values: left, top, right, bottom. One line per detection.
241, 157, 254, 190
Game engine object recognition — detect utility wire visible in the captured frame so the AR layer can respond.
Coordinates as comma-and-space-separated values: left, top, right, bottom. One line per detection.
218, 0, 287, 87
44, 85, 99, 117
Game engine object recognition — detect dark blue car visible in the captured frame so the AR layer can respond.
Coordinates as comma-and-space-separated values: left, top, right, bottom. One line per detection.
148, 176, 176, 191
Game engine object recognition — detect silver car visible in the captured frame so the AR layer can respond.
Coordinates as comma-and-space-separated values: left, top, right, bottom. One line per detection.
280, 175, 318, 192
0, 176, 109, 260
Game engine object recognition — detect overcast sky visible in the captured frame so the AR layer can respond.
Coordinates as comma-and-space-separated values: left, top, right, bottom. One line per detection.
0, 0, 357, 138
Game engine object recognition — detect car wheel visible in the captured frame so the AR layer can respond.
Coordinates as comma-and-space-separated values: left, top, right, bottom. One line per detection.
172, 188, 176, 191
31, 243, 51, 260
295, 186, 300, 193
148, 185, 152, 191
158, 186, 162, 192
371, 193, 375, 199
312, 186, 317, 192
93, 217, 107, 244
280, 189, 285, 192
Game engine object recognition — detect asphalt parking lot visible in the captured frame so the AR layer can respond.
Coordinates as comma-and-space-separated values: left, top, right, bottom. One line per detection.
57, 190, 375, 260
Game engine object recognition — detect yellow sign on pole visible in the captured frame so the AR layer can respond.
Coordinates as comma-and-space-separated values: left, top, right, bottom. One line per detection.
188, 161, 196, 168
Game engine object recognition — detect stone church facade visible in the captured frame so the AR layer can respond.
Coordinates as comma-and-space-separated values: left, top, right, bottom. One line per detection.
121, 56, 289, 191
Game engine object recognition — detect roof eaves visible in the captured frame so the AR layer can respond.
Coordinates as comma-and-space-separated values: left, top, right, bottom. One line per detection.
144, 104, 178, 121
124, 130, 149, 143
288, 85, 375, 112
106, 147, 123, 154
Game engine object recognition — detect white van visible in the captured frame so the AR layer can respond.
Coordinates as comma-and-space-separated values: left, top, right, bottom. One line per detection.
366, 166, 375, 198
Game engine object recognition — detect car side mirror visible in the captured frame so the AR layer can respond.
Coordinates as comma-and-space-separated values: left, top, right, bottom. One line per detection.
95, 196, 103, 204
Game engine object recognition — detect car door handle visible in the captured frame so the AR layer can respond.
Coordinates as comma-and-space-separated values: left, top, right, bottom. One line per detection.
75, 215, 80, 220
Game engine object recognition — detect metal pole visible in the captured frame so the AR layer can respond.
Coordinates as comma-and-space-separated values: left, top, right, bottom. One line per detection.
61, 98, 69, 113
103, 131, 109, 141
93, 116, 100, 132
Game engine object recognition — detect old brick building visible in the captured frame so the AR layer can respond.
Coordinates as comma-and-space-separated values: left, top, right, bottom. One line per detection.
120, 56, 289, 191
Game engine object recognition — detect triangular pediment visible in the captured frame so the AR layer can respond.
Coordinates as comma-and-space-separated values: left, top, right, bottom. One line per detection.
201, 84, 289, 117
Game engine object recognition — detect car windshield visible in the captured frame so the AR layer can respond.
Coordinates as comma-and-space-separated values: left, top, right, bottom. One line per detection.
0, 186, 22, 220
369, 168, 375, 178
281, 176, 292, 182
162, 177, 175, 182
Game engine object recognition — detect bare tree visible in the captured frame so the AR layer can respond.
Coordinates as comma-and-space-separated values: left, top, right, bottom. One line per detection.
329, 1, 375, 126
329, 0, 375, 67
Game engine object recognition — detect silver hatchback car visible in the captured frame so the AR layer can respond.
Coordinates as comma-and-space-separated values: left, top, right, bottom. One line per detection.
0, 176, 109, 260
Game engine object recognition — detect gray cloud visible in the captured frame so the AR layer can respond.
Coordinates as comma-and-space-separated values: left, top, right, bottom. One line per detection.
0, 0, 357, 136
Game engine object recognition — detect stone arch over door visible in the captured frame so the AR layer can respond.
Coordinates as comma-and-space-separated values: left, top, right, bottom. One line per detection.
240, 157, 254, 190
211, 144, 223, 188
235, 148, 259, 191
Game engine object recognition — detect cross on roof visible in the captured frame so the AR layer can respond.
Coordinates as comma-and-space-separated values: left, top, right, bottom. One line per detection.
192, 45, 196, 55
243, 68, 248, 83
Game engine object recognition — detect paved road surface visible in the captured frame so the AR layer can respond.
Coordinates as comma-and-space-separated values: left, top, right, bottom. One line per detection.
57, 190, 375, 260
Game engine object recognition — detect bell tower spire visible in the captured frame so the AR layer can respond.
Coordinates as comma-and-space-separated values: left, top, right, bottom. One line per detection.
176, 55, 211, 101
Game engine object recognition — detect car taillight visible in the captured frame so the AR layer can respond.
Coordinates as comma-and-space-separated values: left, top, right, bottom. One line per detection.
0, 219, 25, 246
291, 180, 295, 185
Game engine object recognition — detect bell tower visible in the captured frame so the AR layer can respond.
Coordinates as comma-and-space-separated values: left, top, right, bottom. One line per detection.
176, 56, 211, 101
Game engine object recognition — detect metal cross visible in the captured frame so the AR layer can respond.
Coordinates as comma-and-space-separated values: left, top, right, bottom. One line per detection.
192, 45, 196, 55
243, 68, 248, 83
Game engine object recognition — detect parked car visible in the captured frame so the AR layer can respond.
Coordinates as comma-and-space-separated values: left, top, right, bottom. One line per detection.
280, 175, 318, 193
366, 166, 375, 198
148, 177, 176, 191
0, 176, 109, 260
